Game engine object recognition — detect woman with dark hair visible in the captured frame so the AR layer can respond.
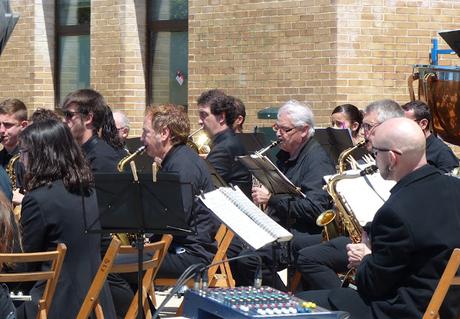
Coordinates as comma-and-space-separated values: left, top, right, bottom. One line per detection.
16, 120, 115, 319
0, 191, 17, 319
331, 104, 363, 145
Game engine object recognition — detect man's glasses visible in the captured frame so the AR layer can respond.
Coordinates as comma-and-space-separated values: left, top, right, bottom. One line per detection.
63, 110, 81, 120
372, 146, 402, 157
272, 124, 295, 134
362, 122, 380, 132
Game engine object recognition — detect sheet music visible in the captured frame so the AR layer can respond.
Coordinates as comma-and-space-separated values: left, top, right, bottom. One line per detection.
200, 186, 293, 250
238, 154, 305, 198
330, 170, 395, 225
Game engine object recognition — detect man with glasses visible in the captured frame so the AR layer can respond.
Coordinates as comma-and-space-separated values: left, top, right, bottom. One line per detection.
402, 100, 459, 173
113, 110, 130, 146
298, 117, 460, 319
234, 99, 335, 290
294, 99, 403, 291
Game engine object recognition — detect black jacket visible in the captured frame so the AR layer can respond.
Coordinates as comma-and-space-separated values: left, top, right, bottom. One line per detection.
160, 144, 219, 262
207, 129, 252, 197
19, 180, 116, 319
425, 134, 459, 173
355, 165, 460, 319
268, 137, 335, 234
81, 135, 126, 173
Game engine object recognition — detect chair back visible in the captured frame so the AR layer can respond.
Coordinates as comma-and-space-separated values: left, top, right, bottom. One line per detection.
0, 243, 67, 319
423, 248, 460, 319
77, 234, 172, 319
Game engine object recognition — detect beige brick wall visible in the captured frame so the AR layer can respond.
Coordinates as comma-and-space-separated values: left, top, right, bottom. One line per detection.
91, 0, 147, 137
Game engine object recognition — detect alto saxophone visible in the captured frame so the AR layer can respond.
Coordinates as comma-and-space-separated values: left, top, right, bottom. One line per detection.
115, 146, 146, 245
7, 154, 22, 220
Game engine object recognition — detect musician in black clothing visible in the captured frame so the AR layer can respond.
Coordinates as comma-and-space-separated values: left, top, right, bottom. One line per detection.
234, 100, 335, 290
197, 89, 252, 198
61, 89, 131, 318
0, 99, 28, 204
61, 88, 127, 172
402, 100, 459, 173
141, 104, 219, 276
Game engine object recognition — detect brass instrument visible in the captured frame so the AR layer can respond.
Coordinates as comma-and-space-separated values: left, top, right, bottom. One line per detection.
254, 140, 281, 157
7, 154, 21, 220
115, 146, 146, 245
187, 127, 211, 154
317, 165, 378, 242
336, 140, 366, 174
117, 146, 145, 172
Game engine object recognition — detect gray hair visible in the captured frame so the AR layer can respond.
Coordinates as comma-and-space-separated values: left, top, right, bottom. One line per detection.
113, 110, 130, 128
365, 99, 404, 123
278, 100, 315, 136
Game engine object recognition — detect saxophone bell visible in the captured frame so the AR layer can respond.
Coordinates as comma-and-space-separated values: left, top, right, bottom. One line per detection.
316, 209, 341, 241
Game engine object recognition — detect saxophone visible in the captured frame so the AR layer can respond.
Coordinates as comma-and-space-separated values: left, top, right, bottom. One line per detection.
336, 139, 366, 174
317, 165, 378, 242
7, 154, 22, 220
115, 146, 146, 245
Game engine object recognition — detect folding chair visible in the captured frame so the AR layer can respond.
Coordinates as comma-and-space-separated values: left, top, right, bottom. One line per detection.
0, 243, 67, 319
77, 234, 172, 319
423, 248, 460, 319
154, 224, 235, 315
154, 223, 235, 289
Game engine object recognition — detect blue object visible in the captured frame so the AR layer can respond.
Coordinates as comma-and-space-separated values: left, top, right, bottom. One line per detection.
430, 38, 454, 65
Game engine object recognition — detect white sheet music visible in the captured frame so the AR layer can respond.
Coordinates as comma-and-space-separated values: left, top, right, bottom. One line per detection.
200, 186, 293, 250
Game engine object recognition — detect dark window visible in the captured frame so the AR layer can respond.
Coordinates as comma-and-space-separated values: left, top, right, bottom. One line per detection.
55, 0, 90, 105
148, 1, 188, 107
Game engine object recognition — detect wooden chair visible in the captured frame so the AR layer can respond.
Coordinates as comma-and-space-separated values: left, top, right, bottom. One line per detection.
154, 223, 235, 289
423, 248, 460, 319
0, 243, 67, 319
77, 234, 172, 319
154, 224, 235, 315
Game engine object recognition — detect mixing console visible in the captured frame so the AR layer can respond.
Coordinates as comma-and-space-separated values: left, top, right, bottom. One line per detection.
182, 286, 349, 318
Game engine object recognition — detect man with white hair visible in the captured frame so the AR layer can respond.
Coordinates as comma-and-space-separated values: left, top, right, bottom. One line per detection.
113, 110, 130, 145
235, 100, 335, 290
298, 117, 460, 319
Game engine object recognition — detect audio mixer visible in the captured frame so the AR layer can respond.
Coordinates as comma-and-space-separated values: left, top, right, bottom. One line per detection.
182, 286, 349, 318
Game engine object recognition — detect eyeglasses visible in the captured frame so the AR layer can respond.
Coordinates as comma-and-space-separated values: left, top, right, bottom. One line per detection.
272, 124, 296, 134
362, 122, 380, 132
372, 146, 402, 157
62, 110, 81, 120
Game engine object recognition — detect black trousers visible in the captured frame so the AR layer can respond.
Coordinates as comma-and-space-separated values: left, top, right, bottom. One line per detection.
233, 232, 322, 291
296, 236, 351, 290
296, 288, 372, 319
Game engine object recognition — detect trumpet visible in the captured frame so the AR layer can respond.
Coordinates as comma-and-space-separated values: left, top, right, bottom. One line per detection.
117, 146, 145, 172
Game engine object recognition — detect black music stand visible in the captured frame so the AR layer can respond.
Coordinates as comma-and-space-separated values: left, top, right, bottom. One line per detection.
86, 172, 192, 319
237, 155, 304, 288
314, 127, 354, 166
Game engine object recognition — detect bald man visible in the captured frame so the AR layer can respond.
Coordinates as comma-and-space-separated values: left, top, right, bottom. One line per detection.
298, 118, 460, 319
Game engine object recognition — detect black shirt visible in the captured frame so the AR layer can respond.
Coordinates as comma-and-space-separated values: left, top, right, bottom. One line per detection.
160, 144, 219, 262
81, 135, 126, 173
426, 134, 459, 173
207, 128, 252, 197
268, 137, 335, 234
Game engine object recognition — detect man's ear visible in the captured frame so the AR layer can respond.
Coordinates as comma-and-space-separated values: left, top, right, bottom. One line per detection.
19, 120, 28, 129
160, 126, 170, 142
216, 113, 226, 125
83, 112, 94, 127
419, 118, 429, 131
299, 125, 309, 139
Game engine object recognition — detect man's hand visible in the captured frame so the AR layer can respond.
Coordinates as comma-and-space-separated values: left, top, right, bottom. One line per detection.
12, 189, 24, 206
347, 242, 371, 269
252, 185, 271, 206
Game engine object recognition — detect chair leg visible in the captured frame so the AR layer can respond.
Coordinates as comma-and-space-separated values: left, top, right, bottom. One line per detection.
289, 271, 302, 293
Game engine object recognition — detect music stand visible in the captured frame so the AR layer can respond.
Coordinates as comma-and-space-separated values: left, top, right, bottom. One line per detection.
86, 172, 192, 319
314, 128, 354, 166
